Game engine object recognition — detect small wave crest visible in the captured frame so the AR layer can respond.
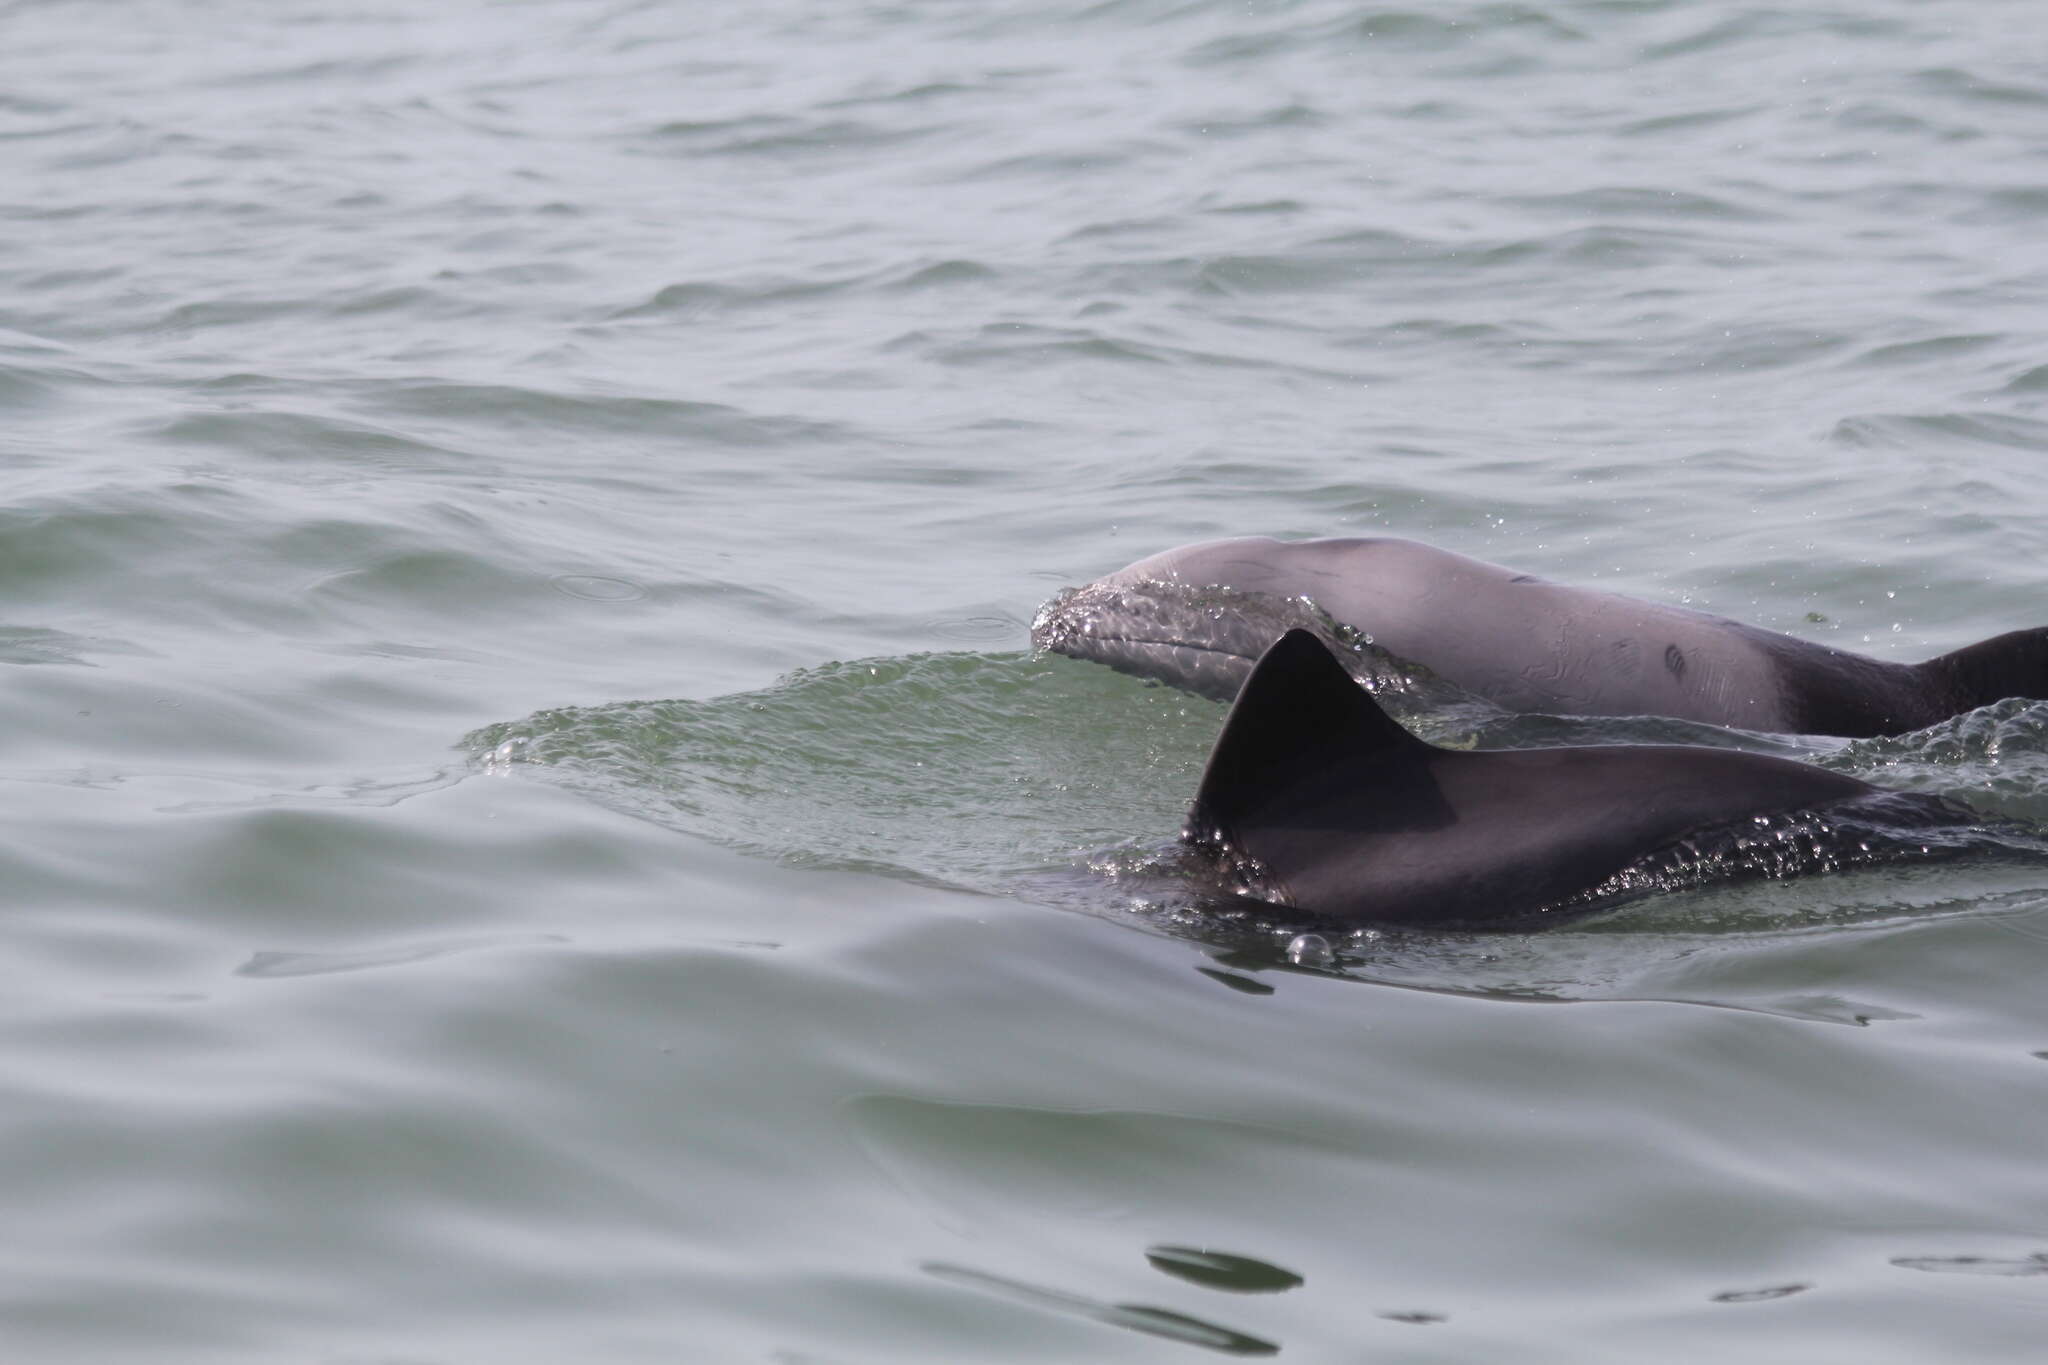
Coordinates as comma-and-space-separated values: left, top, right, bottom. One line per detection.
465, 649, 1217, 906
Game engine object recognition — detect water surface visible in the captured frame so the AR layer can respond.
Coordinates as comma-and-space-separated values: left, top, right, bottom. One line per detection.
6, 0, 2048, 1360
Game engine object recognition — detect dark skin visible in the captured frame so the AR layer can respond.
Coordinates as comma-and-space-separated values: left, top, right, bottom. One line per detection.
1185, 631, 1986, 928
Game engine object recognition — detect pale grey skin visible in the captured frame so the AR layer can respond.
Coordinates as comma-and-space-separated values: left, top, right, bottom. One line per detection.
1120, 536, 1787, 726
1041, 536, 2048, 738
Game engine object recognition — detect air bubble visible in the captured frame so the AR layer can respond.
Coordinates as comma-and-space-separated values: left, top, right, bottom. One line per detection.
483, 737, 528, 775
1286, 934, 1334, 968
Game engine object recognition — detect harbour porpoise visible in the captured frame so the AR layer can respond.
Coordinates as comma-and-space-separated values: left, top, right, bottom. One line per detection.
1036, 536, 2048, 737
1185, 630, 1986, 929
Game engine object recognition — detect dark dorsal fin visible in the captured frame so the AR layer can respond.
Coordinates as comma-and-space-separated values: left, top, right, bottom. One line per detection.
1925, 627, 2048, 716
1188, 629, 1423, 840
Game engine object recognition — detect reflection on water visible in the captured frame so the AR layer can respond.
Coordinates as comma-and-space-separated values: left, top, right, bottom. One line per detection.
925, 1263, 1281, 1357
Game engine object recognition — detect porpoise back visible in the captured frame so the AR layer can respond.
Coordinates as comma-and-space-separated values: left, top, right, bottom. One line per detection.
1039, 536, 2048, 737
1184, 630, 1938, 928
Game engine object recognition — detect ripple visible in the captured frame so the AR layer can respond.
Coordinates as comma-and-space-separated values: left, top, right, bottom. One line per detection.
305, 548, 547, 619
0, 626, 151, 667
1711, 1283, 1809, 1303
1917, 67, 2048, 110
0, 485, 254, 599
609, 274, 862, 319
1338, 5, 1588, 49
1829, 413, 2048, 454
1145, 1246, 1304, 1294
1959, 187, 2048, 229
1173, 102, 1330, 138
1852, 334, 2004, 367
151, 409, 472, 472
1503, 186, 1777, 223
237, 932, 568, 979
957, 141, 1177, 181
885, 258, 1002, 291
641, 115, 936, 159
2001, 363, 2048, 394
1642, 9, 1899, 61
1615, 105, 1763, 138
1182, 30, 1307, 67
1892, 1253, 2048, 1277
924, 1263, 1279, 1356
362, 382, 848, 447
1652, 324, 1851, 375
547, 573, 646, 602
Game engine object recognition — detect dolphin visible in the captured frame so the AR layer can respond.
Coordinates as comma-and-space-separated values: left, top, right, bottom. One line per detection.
1036, 536, 2048, 737
1184, 630, 1985, 928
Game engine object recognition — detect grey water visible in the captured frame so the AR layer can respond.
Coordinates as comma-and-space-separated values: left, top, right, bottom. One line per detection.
6, 0, 2048, 1360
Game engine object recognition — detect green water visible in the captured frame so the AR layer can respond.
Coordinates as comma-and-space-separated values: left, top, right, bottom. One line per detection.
7, 0, 2048, 1359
